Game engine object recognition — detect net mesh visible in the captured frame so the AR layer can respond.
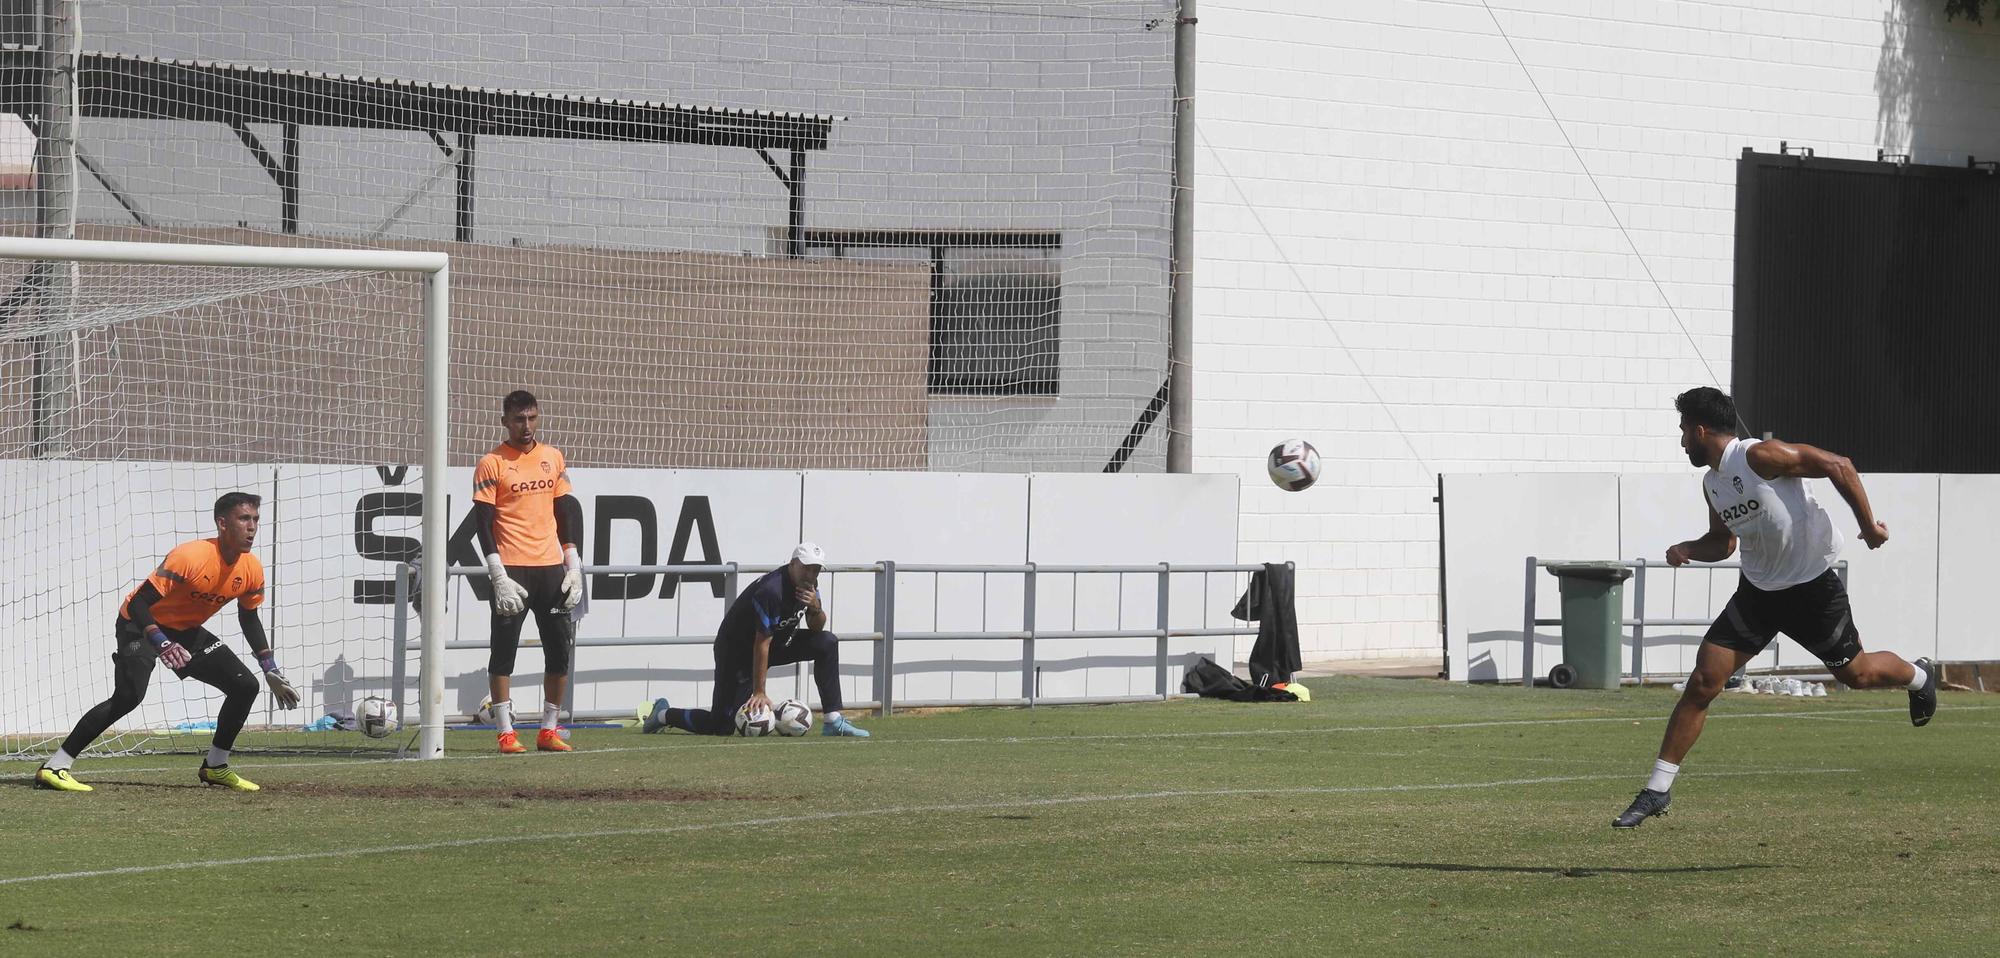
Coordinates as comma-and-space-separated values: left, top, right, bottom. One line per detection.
0, 254, 424, 755
2, 0, 1178, 472
0, 0, 1181, 755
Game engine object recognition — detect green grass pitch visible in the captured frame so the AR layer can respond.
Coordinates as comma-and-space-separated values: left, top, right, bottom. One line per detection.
3, 678, 1994, 956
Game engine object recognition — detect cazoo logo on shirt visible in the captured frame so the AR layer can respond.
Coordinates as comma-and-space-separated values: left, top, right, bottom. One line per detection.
1720, 500, 1761, 522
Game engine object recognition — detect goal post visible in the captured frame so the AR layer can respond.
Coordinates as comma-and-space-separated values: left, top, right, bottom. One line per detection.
0, 235, 451, 761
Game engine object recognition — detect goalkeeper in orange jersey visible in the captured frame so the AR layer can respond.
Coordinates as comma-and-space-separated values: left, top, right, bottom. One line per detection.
36, 492, 299, 792
474, 390, 586, 753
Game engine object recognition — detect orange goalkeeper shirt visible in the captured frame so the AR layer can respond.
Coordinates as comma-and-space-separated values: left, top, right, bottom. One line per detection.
472, 440, 572, 566
119, 538, 266, 631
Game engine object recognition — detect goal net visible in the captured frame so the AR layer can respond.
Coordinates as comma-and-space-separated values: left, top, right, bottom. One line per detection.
0, 237, 449, 760
4, 0, 1180, 473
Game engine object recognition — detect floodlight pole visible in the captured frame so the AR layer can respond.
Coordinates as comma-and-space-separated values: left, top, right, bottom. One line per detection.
29, 0, 80, 459
1167, 0, 1196, 473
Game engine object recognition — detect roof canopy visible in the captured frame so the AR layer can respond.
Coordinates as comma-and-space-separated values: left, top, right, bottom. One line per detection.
0, 46, 838, 151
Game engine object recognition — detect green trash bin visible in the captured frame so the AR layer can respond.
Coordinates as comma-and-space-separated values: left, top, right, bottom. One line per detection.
1544, 562, 1633, 690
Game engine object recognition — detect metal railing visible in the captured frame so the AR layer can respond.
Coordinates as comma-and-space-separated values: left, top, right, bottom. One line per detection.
1521, 557, 1848, 688
393, 560, 1280, 717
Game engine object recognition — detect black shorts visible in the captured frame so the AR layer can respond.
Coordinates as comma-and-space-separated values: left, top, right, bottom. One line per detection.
1704, 568, 1863, 669
489, 563, 573, 677
114, 618, 235, 679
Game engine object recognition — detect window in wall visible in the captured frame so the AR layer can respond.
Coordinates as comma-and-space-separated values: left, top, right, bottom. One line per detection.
801, 230, 1062, 397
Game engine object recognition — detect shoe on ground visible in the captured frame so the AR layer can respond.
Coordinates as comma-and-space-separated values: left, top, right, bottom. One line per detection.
640, 696, 671, 734
35, 766, 91, 792
1910, 657, 1938, 728
498, 730, 528, 754
198, 764, 259, 791
822, 716, 871, 738
1612, 788, 1670, 829
536, 728, 572, 752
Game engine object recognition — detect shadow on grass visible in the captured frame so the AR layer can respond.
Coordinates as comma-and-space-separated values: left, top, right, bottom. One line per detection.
1304, 860, 1777, 878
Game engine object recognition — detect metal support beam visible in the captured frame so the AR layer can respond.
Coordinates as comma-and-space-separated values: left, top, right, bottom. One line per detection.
0, 262, 50, 325
282, 122, 299, 233
788, 148, 806, 258
756, 148, 808, 257
230, 121, 284, 181
22, 116, 148, 227
227, 120, 298, 233
1103, 379, 1171, 473
455, 133, 475, 243
76, 148, 152, 227
368, 133, 458, 239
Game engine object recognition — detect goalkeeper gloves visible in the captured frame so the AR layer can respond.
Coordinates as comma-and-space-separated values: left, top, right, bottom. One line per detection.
560, 545, 584, 611
485, 554, 526, 616
256, 651, 300, 709
146, 625, 191, 669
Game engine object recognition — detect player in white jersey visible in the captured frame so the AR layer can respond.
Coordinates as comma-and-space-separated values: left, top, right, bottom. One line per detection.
1612, 387, 1938, 829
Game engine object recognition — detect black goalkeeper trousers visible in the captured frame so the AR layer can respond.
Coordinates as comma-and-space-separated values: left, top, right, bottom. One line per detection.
60, 623, 261, 757
673, 629, 844, 736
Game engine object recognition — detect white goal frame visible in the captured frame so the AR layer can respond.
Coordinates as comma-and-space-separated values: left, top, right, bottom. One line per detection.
0, 236, 452, 759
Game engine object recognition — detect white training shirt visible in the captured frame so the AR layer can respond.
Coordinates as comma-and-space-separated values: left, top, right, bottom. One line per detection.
1701, 437, 1840, 590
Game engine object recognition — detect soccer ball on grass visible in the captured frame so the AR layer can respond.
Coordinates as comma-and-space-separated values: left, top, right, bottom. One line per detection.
735, 702, 777, 737
358, 696, 401, 739
774, 699, 814, 736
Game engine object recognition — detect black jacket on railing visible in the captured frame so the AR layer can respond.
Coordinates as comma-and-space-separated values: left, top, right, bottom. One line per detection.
1232, 562, 1300, 686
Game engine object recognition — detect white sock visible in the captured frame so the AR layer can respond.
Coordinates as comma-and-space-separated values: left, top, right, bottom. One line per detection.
1646, 759, 1680, 793
824, 710, 842, 725
206, 746, 230, 768
1907, 664, 1929, 691
493, 700, 513, 734
44, 748, 75, 771
543, 703, 561, 730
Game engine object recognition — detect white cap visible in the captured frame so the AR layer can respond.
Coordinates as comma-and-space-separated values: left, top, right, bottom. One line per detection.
791, 542, 826, 567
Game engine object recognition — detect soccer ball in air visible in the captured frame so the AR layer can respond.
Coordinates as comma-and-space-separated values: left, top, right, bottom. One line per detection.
774, 699, 814, 737
1266, 439, 1321, 491
358, 696, 401, 739
735, 702, 777, 737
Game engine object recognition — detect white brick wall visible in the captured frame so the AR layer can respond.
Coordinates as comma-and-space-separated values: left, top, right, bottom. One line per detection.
1195, 1, 2000, 661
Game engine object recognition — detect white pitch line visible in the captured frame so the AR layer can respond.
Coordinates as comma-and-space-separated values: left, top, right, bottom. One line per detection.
0, 766, 1856, 886
1786, 713, 2000, 728
865, 703, 2000, 747
6, 704, 1988, 780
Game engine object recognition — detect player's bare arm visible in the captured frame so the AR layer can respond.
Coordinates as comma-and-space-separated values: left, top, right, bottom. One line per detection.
796, 579, 827, 632
1668, 501, 1736, 565
747, 630, 774, 716
1747, 439, 1888, 548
